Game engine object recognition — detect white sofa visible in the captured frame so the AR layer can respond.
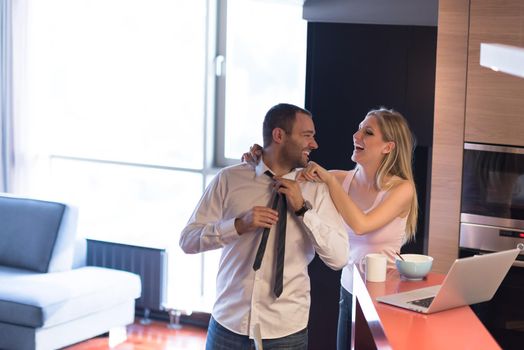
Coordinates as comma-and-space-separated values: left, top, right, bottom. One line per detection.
0, 193, 142, 350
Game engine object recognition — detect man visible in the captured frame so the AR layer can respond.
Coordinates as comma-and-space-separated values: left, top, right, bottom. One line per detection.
180, 103, 349, 350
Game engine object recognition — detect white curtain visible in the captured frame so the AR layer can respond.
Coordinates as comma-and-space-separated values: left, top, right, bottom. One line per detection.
6, 0, 39, 196
0, 0, 13, 193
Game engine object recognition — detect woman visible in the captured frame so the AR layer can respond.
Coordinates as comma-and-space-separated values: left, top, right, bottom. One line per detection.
244, 108, 418, 350
300, 108, 417, 350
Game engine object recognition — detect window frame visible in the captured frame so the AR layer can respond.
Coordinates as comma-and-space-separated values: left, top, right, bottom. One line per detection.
213, 0, 230, 167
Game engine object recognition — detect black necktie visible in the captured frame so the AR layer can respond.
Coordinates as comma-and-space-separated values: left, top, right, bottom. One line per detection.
252, 171, 287, 298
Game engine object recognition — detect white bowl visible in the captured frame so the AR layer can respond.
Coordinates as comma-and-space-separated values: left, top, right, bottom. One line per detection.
395, 254, 433, 280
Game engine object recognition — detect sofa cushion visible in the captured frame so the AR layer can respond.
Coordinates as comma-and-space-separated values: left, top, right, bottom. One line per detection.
0, 196, 66, 272
0, 266, 141, 328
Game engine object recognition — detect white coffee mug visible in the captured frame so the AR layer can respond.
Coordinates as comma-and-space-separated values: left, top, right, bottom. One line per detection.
359, 253, 387, 282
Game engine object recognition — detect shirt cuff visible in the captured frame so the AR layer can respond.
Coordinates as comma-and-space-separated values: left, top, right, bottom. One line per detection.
217, 217, 240, 245
301, 208, 312, 222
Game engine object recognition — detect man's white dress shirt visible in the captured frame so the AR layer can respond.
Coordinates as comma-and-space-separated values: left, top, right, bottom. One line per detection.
180, 160, 349, 339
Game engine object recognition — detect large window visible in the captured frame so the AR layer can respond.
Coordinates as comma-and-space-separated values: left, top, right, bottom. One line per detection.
22, 0, 208, 240
216, 0, 307, 165
12, 0, 306, 313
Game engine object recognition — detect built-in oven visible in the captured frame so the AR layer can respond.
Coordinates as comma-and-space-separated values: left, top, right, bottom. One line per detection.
460, 142, 524, 349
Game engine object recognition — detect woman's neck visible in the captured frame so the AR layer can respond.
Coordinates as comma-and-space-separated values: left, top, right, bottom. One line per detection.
354, 165, 379, 191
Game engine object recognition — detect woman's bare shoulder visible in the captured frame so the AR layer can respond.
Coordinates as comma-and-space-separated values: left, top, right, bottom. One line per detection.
386, 176, 414, 195
329, 169, 353, 183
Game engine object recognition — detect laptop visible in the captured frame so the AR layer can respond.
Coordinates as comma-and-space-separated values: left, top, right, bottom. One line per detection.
376, 248, 520, 314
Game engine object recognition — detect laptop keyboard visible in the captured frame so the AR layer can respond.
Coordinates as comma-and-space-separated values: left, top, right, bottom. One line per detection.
408, 296, 434, 308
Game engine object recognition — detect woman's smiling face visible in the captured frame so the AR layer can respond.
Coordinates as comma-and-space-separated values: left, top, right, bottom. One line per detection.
351, 114, 390, 165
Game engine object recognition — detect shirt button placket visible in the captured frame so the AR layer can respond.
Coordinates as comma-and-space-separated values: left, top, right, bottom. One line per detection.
249, 269, 261, 338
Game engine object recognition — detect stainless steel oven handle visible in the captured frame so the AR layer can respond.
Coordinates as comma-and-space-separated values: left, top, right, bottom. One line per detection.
513, 260, 524, 268
464, 142, 524, 154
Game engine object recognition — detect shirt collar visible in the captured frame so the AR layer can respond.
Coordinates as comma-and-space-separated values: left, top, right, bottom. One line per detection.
255, 158, 298, 180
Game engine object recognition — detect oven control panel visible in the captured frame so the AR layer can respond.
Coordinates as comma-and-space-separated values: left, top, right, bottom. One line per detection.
460, 222, 524, 264
499, 229, 524, 239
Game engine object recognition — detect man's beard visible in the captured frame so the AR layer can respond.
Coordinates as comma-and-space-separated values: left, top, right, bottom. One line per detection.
281, 144, 307, 170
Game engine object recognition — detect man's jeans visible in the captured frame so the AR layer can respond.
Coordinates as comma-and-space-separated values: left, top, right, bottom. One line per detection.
337, 286, 353, 350
206, 317, 308, 350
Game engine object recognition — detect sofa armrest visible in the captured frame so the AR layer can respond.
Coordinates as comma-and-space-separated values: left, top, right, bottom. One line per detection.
72, 237, 87, 268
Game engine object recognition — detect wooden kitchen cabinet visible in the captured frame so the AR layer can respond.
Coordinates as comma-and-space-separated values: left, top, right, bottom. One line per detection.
465, 0, 524, 147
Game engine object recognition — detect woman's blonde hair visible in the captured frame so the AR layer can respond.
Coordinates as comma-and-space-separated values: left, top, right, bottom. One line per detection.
363, 108, 418, 240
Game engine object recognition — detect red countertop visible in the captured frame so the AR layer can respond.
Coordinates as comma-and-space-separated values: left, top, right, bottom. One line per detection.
352, 268, 501, 350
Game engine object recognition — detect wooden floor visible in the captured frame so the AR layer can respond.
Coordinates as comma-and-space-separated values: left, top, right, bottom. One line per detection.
65, 319, 207, 350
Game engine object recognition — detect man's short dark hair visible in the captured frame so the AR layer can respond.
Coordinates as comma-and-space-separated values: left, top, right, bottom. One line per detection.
262, 103, 312, 147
